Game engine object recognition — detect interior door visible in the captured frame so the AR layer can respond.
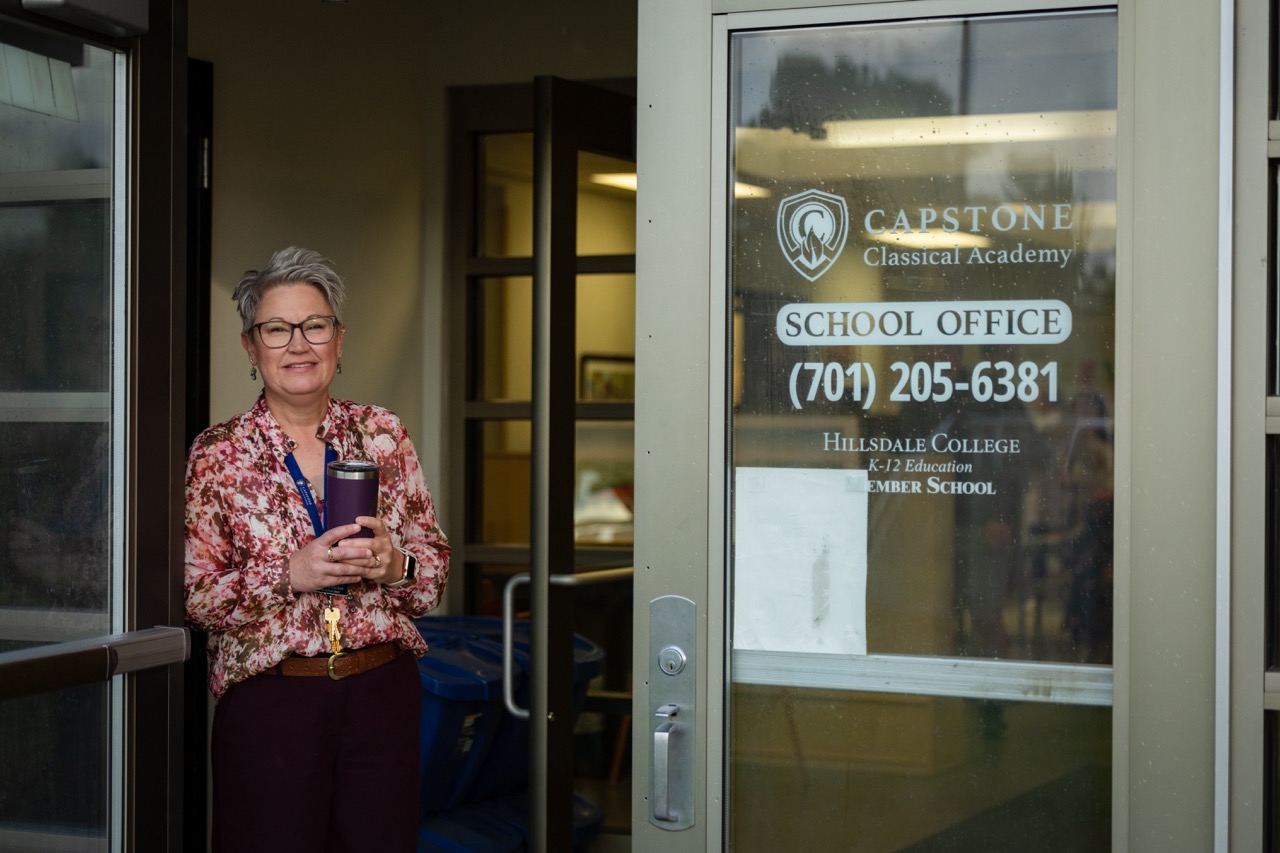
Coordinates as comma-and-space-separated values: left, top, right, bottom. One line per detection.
447, 76, 637, 853
0, 3, 190, 850
635, 4, 1116, 851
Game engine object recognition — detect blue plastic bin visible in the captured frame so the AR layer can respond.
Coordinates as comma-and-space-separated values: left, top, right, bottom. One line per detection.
414, 614, 497, 638
414, 615, 605, 716
412, 615, 606, 806
463, 619, 604, 802
415, 629, 511, 815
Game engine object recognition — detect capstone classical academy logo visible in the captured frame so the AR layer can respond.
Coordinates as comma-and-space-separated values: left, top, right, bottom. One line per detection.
776, 189, 849, 282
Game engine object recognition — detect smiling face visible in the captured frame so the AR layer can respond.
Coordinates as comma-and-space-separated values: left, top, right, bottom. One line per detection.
241, 282, 344, 410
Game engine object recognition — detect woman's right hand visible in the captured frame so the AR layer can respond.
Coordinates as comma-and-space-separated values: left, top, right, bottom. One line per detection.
287, 524, 366, 593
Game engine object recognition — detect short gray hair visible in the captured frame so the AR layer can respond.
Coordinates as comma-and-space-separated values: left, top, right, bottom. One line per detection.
232, 247, 346, 333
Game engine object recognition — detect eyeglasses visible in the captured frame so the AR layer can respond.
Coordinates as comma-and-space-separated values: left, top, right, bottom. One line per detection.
251, 315, 340, 348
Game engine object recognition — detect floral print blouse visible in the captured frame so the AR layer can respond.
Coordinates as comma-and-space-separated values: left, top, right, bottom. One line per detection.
184, 394, 449, 699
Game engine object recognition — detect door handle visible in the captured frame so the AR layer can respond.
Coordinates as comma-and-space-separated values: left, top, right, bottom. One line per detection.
501, 567, 634, 719
653, 714, 680, 822
0, 626, 190, 702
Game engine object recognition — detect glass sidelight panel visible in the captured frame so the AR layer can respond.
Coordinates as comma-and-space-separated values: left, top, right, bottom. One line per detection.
727, 10, 1116, 851
0, 18, 124, 846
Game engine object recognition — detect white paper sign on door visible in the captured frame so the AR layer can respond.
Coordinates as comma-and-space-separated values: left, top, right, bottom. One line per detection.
732, 467, 869, 655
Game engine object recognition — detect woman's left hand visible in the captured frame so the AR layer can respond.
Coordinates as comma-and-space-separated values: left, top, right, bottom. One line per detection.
336, 516, 403, 585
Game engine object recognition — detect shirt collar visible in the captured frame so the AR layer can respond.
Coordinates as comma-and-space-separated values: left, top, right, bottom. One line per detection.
250, 393, 344, 456
318, 396, 344, 448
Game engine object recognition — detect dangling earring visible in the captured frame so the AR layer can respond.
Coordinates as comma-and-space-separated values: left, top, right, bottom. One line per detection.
249, 364, 258, 381
337, 361, 343, 375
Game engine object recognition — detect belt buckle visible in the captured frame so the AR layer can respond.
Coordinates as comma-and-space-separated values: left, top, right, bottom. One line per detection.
326, 651, 350, 681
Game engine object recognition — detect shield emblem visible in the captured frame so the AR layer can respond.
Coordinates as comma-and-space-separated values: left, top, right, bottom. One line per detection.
776, 189, 849, 282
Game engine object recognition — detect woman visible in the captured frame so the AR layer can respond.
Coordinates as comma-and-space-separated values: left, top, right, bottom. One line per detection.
184, 247, 449, 852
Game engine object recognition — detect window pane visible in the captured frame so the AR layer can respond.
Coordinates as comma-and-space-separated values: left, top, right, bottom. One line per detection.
0, 26, 118, 625
578, 151, 636, 256
577, 275, 635, 402
0, 202, 111, 391
730, 689, 1110, 851
576, 421, 633, 546
475, 420, 532, 546
1270, 437, 1280, 667
473, 274, 636, 404
472, 276, 532, 402
727, 10, 1116, 848
1273, 165, 1280, 395
475, 135, 637, 259
477, 133, 533, 258
463, 562, 526, 617
1269, 709, 1280, 851
730, 10, 1116, 665
471, 419, 635, 549
0, 683, 109, 840
0, 421, 111, 615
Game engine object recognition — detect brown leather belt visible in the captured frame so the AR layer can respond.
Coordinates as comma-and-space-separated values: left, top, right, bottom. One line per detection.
260, 642, 402, 681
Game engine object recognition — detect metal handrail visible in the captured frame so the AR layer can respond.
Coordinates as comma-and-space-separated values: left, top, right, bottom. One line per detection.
0, 626, 190, 702
502, 566, 634, 719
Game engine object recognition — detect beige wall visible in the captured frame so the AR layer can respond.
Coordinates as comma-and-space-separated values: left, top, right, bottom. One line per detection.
188, 0, 638, 530
188, 0, 434, 448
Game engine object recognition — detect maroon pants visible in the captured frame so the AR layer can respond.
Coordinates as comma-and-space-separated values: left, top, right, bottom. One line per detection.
211, 651, 421, 853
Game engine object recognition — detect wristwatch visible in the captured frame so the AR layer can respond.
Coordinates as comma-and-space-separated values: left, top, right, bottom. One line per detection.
384, 547, 418, 588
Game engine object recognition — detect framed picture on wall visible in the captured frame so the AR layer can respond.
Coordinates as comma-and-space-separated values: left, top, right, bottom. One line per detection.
580, 354, 635, 401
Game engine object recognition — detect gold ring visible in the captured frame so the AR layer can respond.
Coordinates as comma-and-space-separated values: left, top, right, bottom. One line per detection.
372, 554, 381, 568
327, 547, 334, 562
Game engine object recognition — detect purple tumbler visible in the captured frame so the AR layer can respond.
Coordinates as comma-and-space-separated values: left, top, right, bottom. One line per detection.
317, 460, 379, 597
325, 460, 379, 538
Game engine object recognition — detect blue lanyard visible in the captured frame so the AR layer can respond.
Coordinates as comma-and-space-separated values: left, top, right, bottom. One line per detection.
284, 444, 338, 537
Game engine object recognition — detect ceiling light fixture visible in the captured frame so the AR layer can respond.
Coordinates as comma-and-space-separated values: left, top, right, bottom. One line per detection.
590, 173, 637, 192
823, 109, 1116, 149
590, 173, 769, 199
868, 231, 992, 251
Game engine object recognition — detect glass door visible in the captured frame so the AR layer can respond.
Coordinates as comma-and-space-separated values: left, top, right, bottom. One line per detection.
0, 6, 190, 850
445, 77, 636, 853
723, 11, 1116, 848
0, 19, 128, 848
634, 5, 1116, 852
